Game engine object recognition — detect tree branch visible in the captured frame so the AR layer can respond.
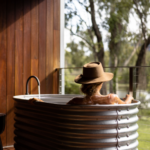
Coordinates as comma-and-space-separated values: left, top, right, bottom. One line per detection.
89, 0, 104, 64
123, 40, 141, 66
76, 13, 90, 28
77, 0, 91, 13
66, 28, 94, 49
136, 35, 150, 66
87, 29, 97, 61
89, 0, 103, 43
133, 0, 147, 41
135, 35, 150, 88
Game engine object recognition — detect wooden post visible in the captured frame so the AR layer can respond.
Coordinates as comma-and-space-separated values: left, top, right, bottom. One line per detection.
129, 67, 133, 96
53, 69, 60, 94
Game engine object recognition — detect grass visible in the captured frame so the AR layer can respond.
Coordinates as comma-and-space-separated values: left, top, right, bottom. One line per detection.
138, 109, 150, 117
138, 109, 150, 150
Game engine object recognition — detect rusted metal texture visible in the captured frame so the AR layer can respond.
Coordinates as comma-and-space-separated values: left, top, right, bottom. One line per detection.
13, 94, 140, 150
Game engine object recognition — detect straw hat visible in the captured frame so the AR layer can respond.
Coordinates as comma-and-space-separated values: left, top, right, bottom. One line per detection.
74, 62, 114, 84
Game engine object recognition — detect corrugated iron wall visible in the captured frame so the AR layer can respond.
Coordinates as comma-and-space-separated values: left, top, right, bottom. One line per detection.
14, 95, 140, 150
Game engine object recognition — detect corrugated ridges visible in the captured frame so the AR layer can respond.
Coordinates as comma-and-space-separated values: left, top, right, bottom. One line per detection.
13, 95, 140, 150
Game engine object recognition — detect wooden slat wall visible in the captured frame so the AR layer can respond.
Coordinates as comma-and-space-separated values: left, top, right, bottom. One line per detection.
46, 0, 54, 94
0, 1, 7, 147
0, 0, 60, 146
39, 0, 46, 94
6, 0, 15, 146
53, 0, 60, 94
23, 0, 31, 94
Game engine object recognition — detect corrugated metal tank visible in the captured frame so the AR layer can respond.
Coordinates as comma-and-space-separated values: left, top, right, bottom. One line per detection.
13, 94, 140, 150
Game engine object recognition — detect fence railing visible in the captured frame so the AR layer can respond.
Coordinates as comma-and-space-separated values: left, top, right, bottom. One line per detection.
57, 66, 150, 98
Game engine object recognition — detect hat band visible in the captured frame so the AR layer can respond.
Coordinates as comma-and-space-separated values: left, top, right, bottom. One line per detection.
82, 74, 101, 79
83, 67, 103, 78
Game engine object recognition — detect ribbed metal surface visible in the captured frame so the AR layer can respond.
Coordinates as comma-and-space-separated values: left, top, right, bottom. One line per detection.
13, 94, 140, 150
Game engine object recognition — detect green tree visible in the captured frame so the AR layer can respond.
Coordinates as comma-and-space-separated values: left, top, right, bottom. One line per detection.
101, 0, 133, 92
65, 0, 105, 66
133, 0, 150, 88
65, 0, 150, 95
65, 41, 92, 94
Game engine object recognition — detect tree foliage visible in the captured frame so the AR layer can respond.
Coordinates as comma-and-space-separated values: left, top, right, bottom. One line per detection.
65, 41, 92, 94
65, 0, 150, 95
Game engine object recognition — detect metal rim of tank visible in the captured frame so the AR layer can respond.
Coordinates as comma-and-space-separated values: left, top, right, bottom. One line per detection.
13, 94, 140, 107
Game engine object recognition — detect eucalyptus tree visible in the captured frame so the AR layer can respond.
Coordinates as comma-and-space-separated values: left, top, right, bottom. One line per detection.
65, 0, 134, 93
65, 0, 108, 93
65, 0, 150, 94
100, 0, 133, 92
133, 0, 150, 89
65, 0, 105, 66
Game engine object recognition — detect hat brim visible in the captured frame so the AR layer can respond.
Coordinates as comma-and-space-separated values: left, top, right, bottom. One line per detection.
74, 72, 114, 84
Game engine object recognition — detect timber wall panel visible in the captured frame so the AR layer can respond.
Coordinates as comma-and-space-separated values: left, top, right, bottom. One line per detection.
6, 0, 15, 145
31, 0, 39, 94
0, 1, 7, 146
53, 0, 60, 93
39, 0, 46, 94
23, 0, 31, 94
0, 0, 60, 146
15, 0, 24, 96
46, 0, 54, 94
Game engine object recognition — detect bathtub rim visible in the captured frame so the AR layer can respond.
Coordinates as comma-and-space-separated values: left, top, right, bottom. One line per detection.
13, 94, 140, 107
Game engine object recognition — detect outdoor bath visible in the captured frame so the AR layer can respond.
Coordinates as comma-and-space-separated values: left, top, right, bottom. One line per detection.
13, 94, 140, 150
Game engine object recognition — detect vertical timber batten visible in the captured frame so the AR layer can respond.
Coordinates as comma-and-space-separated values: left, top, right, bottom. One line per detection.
15, 0, 23, 96
6, 0, 15, 145
0, 1, 7, 146
46, 0, 54, 94
31, 0, 39, 94
23, 0, 31, 95
39, 0, 46, 94
53, 0, 60, 94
